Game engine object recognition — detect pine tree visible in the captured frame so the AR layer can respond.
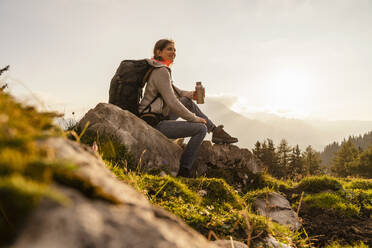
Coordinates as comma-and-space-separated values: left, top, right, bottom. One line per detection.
263, 139, 279, 176
253, 141, 262, 160
289, 145, 304, 180
349, 146, 372, 178
303, 145, 322, 176
277, 139, 291, 179
331, 138, 359, 177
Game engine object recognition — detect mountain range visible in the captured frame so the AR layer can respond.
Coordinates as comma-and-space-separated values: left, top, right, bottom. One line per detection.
201, 97, 372, 152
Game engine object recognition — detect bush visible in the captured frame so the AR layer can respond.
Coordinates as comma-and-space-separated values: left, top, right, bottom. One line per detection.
295, 175, 343, 194
302, 192, 360, 217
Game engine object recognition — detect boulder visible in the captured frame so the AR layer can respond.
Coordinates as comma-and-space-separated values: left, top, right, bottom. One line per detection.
254, 192, 301, 231
78, 103, 183, 175
192, 141, 264, 191
14, 137, 219, 248
14, 185, 219, 248
194, 141, 263, 174
37, 137, 149, 207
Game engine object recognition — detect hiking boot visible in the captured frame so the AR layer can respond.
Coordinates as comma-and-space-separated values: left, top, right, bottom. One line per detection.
176, 167, 193, 178
212, 125, 238, 144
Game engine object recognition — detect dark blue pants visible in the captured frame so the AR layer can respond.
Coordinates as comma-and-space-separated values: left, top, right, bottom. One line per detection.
155, 97, 215, 169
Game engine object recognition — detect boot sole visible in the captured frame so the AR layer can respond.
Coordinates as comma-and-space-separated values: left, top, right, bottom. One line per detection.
212, 138, 238, 144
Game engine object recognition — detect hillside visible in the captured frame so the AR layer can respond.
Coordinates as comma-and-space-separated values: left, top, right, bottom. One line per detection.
1, 91, 371, 247
320, 131, 372, 167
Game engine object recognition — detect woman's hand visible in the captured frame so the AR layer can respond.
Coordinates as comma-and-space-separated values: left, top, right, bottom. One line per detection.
196, 117, 207, 125
184, 91, 195, 100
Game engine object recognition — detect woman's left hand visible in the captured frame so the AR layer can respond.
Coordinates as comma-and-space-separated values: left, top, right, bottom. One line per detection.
184, 91, 195, 100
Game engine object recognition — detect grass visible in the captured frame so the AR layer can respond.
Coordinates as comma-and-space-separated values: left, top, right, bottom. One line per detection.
344, 178, 372, 190
101, 136, 371, 247
106, 166, 310, 246
0, 92, 65, 243
302, 192, 360, 217
0, 91, 124, 245
325, 241, 369, 248
294, 175, 343, 194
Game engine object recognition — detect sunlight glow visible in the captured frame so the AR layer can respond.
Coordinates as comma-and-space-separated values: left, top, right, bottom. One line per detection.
265, 66, 314, 116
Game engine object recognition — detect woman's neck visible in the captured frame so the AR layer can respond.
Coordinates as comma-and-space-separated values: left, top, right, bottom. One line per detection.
152, 58, 172, 67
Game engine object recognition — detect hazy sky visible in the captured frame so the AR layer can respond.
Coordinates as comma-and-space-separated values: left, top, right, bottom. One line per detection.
1, 0, 371, 121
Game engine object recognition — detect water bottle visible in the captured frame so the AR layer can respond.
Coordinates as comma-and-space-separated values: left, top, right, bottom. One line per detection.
195, 82, 205, 104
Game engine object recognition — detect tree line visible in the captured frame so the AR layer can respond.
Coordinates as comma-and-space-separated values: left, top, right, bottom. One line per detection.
320, 131, 372, 167
252, 139, 322, 181
330, 137, 372, 178
253, 134, 372, 180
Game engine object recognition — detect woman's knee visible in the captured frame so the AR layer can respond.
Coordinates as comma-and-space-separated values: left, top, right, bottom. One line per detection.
197, 123, 207, 136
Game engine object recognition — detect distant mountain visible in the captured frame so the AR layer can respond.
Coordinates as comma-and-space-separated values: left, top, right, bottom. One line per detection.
200, 98, 372, 152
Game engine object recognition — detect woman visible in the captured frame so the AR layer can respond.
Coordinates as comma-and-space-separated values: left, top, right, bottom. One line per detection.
139, 39, 238, 178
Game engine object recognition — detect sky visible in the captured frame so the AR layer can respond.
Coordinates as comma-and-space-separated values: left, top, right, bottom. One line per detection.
1, 0, 372, 121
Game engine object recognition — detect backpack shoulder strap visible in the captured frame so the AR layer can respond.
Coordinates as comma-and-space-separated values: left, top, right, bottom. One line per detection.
141, 66, 155, 87
139, 93, 160, 115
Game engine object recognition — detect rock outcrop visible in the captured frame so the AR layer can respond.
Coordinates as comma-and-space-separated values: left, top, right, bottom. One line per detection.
192, 141, 264, 192
77, 103, 264, 180
254, 192, 301, 231
78, 103, 183, 175
14, 137, 218, 248
194, 141, 264, 175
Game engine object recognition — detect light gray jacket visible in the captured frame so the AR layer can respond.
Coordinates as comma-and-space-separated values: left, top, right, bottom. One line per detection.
138, 59, 198, 122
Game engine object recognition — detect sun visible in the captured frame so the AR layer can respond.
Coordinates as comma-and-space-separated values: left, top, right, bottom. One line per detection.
267, 66, 314, 117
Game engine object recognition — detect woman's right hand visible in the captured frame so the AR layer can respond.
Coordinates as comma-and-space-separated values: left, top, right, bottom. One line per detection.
196, 117, 207, 125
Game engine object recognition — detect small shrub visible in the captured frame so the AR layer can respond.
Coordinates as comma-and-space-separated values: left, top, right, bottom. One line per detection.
184, 177, 242, 209
243, 188, 275, 207
295, 175, 343, 194
344, 178, 372, 190
302, 192, 360, 217
325, 241, 369, 248
140, 175, 200, 205
77, 130, 135, 170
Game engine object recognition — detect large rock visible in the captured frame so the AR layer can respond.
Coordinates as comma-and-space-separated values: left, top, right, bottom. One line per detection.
192, 141, 264, 191
14, 137, 218, 248
37, 137, 149, 207
78, 103, 183, 175
254, 192, 301, 231
14, 185, 218, 248
194, 141, 263, 174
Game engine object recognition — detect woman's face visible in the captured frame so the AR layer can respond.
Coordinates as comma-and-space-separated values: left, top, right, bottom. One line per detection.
157, 43, 176, 62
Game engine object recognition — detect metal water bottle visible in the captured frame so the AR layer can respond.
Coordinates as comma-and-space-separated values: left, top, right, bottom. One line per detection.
195, 81, 205, 104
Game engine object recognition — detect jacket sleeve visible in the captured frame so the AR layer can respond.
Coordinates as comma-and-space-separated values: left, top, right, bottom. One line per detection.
152, 68, 199, 122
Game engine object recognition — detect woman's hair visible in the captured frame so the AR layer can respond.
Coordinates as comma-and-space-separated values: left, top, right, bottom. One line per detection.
153, 39, 175, 61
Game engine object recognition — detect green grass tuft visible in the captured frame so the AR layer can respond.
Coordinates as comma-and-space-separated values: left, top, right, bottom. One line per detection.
344, 178, 372, 190
302, 192, 360, 217
325, 241, 369, 248
184, 177, 243, 209
295, 175, 343, 194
